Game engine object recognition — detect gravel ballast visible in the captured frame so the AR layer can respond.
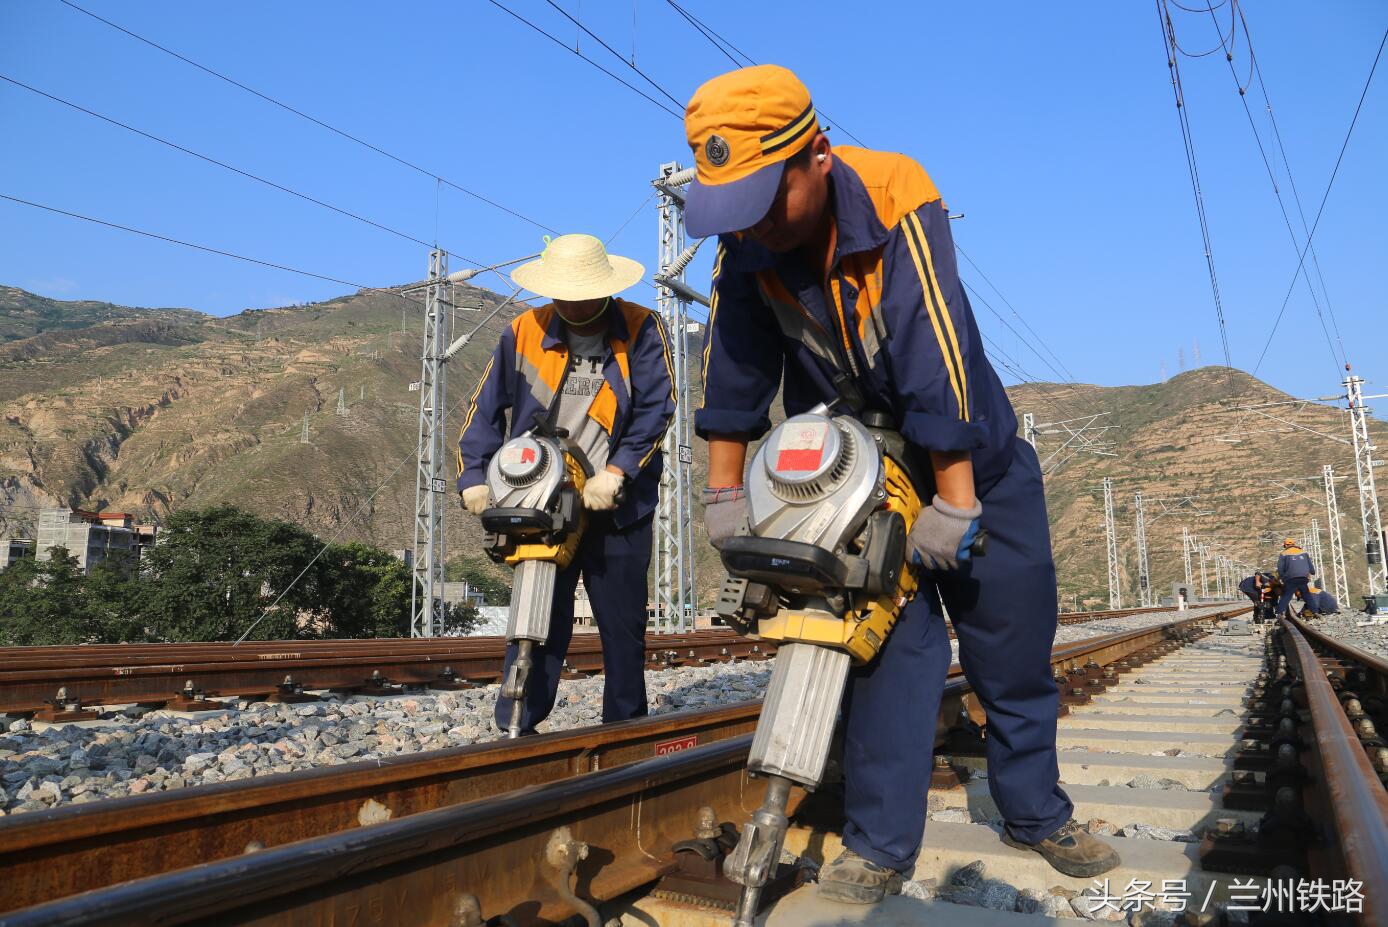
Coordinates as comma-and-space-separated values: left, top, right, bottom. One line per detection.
1298, 608, 1388, 660
0, 605, 1236, 817
0, 659, 773, 816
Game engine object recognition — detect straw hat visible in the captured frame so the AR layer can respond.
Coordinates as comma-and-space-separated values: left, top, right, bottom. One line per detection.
509, 234, 644, 301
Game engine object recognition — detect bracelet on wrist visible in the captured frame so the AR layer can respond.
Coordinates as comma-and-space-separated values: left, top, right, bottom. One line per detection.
703, 485, 745, 504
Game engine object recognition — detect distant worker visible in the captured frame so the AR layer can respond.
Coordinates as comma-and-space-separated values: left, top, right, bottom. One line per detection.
684, 65, 1120, 904
1303, 583, 1339, 616
1237, 571, 1272, 606
1275, 538, 1317, 619
456, 234, 675, 734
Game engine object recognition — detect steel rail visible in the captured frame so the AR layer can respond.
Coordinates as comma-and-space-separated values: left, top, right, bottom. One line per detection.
0, 607, 1194, 714
0, 630, 744, 664
1286, 613, 1388, 700
1282, 618, 1388, 923
0, 607, 1171, 662
0, 606, 1247, 919
0, 632, 774, 714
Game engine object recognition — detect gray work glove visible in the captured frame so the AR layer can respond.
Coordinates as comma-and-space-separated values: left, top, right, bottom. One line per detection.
703, 486, 747, 550
909, 494, 983, 571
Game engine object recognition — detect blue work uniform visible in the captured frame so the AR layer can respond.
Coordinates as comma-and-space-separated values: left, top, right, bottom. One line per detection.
1239, 573, 1272, 605
1310, 588, 1339, 614
457, 300, 676, 732
697, 147, 1071, 872
1238, 576, 1260, 604
1275, 547, 1316, 618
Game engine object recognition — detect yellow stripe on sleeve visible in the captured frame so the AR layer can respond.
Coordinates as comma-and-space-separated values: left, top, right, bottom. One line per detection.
900, 216, 967, 421
456, 355, 496, 476
907, 212, 969, 421
639, 314, 677, 469
699, 243, 726, 410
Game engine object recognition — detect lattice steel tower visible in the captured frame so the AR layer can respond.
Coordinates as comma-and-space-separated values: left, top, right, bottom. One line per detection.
411, 249, 450, 637
1308, 518, 1323, 587
1324, 464, 1350, 605
1181, 526, 1194, 591
1134, 490, 1151, 607
1346, 371, 1386, 595
1103, 478, 1121, 609
650, 163, 702, 631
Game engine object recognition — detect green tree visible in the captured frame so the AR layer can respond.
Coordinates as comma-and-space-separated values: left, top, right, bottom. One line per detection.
0, 547, 90, 645
314, 542, 412, 638
446, 556, 511, 605
82, 554, 150, 643
140, 506, 322, 641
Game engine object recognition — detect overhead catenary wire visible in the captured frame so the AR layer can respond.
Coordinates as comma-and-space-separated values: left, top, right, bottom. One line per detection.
540, 0, 684, 109
1249, 26, 1387, 377
662, 0, 751, 69
480, 0, 683, 120
0, 73, 486, 270
3, 193, 399, 294
0, 192, 547, 319
962, 278, 1108, 421
1178, 2, 1344, 376
1247, 40, 1347, 365
955, 244, 1086, 389
1155, 0, 1234, 370
659, 0, 868, 148
54, 0, 561, 236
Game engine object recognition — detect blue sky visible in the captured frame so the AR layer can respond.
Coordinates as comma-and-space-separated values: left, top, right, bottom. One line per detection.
1, 0, 1383, 403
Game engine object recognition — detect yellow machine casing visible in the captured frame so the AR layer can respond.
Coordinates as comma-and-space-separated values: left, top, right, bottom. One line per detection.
755, 455, 922, 665
501, 452, 588, 571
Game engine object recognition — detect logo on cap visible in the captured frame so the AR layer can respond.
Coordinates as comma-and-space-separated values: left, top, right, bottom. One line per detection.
705, 134, 730, 167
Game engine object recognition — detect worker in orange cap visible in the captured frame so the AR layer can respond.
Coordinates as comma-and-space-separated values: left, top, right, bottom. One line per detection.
683, 65, 1120, 904
1276, 537, 1317, 619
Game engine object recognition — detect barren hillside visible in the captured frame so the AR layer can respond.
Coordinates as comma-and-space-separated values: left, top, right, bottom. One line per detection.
2, 285, 1382, 609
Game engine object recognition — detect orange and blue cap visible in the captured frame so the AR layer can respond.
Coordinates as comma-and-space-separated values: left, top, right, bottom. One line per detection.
682, 65, 820, 239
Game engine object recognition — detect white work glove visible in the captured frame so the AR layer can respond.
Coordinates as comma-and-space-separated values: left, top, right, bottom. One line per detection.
461, 485, 490, 516
582, 469, 624, 511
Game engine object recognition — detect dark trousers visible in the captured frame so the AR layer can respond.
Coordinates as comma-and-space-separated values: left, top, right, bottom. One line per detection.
1277, 576, 1314, 616
493, 513, 652, 733
840, 441, 1072, 873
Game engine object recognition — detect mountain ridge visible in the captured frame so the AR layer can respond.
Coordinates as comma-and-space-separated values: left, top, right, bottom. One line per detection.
2, 284, 1383, 608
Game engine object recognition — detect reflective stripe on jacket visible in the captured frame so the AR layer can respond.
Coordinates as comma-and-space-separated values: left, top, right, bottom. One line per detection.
695, 146, 1018, 493
456, 299, 675, 528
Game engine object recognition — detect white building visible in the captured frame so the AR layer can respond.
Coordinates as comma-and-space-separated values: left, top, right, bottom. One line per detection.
35, 509, 156, 575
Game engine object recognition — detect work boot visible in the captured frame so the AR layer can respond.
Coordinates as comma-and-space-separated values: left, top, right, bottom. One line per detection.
817, 849, 904, 904
1002, 819, 1121, 878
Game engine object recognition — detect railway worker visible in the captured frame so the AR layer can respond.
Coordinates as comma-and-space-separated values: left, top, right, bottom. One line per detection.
1303, 583, 1339, 616
1304, 585, 1338, 616
456, 234, 676, 734
683, 65, 1121, 904
1276, 538, 1317, 620
1238, 571, 1272, 606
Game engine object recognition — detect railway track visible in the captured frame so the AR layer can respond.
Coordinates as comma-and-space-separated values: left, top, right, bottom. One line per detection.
0, 606, 1171, 719
0, 630, 776, 718
0, 603, 1287, 924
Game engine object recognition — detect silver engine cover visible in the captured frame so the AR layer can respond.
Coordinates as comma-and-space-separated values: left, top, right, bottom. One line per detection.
484, 432, 565, 511
746, 413, 884, 551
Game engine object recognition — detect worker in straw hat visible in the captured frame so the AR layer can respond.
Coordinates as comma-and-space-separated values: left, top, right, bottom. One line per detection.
457, 233, 675, 733
683, 64, 1121, 904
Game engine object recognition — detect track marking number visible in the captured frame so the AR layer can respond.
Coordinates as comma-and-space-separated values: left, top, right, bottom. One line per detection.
655, 734, 698, 756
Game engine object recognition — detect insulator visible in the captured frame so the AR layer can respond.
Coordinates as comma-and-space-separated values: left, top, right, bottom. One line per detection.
662, 239, 705, 278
